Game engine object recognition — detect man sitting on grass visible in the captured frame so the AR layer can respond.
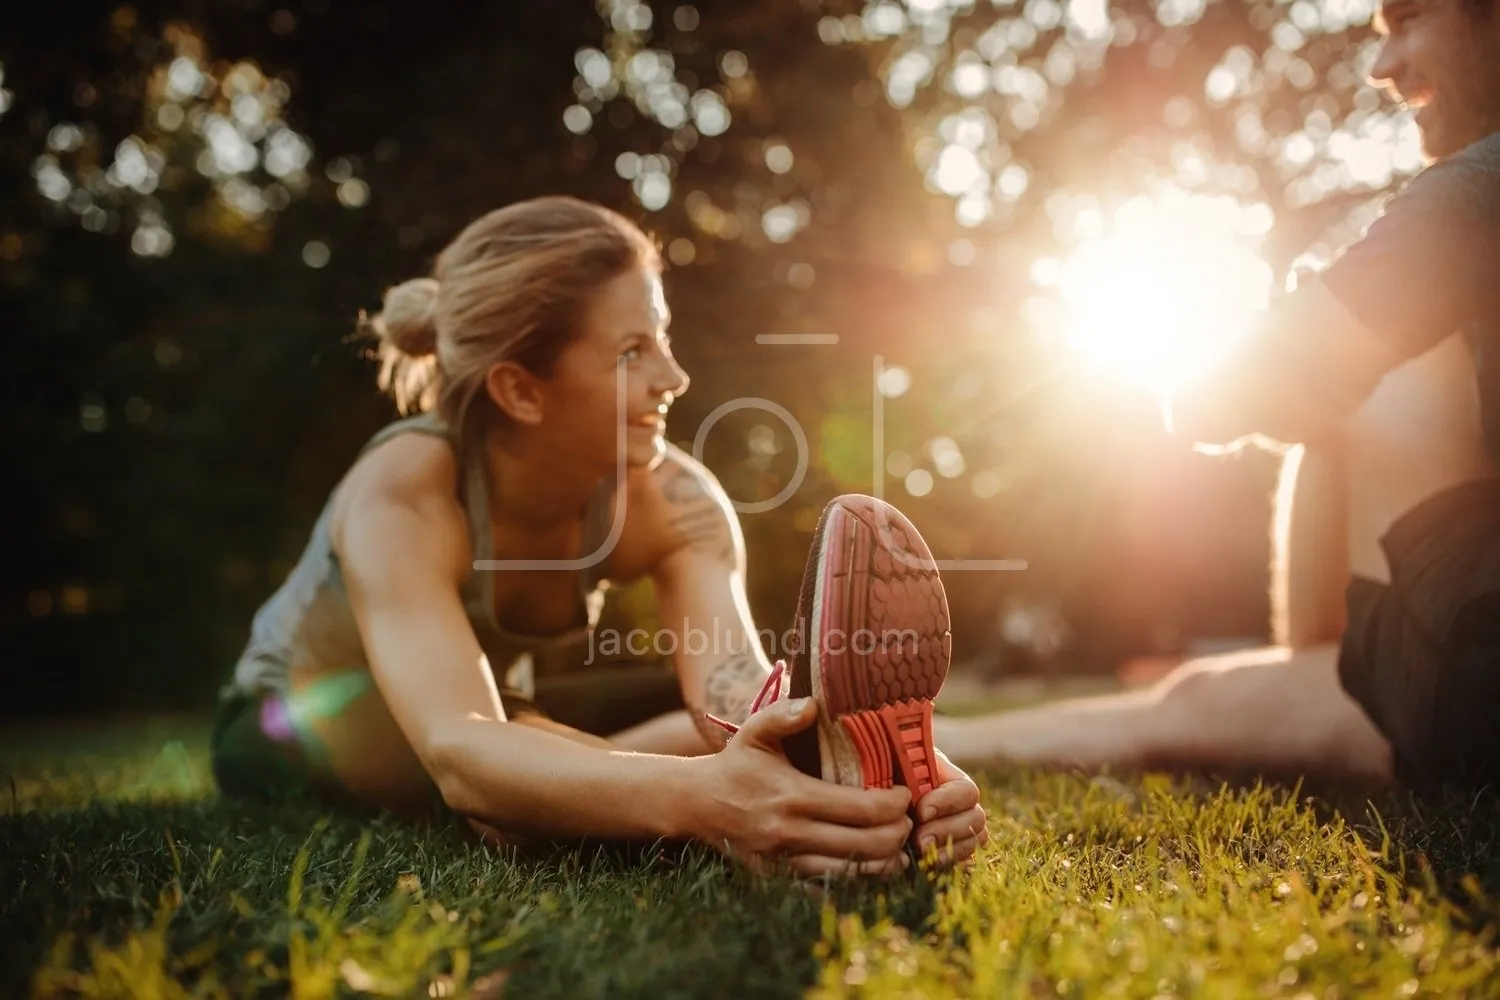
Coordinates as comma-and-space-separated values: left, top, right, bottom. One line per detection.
937, 0, 1500, 790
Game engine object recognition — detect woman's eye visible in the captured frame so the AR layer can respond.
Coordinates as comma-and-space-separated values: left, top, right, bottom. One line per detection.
622, 344, 643, 362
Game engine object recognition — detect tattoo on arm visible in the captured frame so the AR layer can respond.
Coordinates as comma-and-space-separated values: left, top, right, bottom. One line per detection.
661, 464, 706, 504
669, 506, 734, 562
690, 654, 769, 747
662, 464, 735, 563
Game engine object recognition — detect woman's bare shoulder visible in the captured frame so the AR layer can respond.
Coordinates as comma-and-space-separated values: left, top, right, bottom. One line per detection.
634, 445, 732, 518
344, 430, 461, 502
609, 446, 738, 578
329, 429, 471, 569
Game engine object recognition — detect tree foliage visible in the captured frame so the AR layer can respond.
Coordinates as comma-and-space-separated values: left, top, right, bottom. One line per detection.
1, 0, 1408, 714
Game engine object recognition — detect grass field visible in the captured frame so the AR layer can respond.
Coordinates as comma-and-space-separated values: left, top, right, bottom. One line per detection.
4, 716, 1499, 998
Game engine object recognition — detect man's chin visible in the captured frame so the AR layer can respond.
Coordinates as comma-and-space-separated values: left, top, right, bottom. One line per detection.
1416, 106, 1483, 161
1419, 132, 1452, 163
1416, 106, 1444, 160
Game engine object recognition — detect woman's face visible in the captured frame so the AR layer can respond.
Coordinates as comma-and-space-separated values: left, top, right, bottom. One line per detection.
535, 264, 690, 472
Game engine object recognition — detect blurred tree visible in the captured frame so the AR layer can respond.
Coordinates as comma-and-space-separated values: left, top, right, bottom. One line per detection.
1, 0, 1407, 716
558, 0, 1407, 670
2, 1, 606, 713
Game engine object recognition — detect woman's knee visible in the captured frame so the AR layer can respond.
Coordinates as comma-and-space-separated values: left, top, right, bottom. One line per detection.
211, 690, 329, 801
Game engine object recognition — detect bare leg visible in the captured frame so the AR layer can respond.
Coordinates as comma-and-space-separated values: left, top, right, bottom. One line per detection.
939, 336, 1500, 781
1272, 443, 1349, 647
932, 442, 1391, 779
287, 668, 438, 812
291, 667, 618, 815
937, 645, 1391, 778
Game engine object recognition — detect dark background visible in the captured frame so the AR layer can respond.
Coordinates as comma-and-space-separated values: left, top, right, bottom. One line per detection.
1, 0, 1397, 718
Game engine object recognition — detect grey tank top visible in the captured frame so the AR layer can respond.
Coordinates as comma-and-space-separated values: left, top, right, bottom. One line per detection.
228, 412, 614, 698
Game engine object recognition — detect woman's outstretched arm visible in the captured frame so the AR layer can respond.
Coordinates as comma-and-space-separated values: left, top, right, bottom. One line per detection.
333, 434, 914, 870
334, 435, 685, 838
639, 449, 776, 749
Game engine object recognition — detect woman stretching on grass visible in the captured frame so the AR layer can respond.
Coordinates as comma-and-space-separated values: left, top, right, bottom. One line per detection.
213, 196, 988, 876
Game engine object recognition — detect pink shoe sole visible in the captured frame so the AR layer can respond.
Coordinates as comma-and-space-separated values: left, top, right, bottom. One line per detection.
785, 495, 951, 801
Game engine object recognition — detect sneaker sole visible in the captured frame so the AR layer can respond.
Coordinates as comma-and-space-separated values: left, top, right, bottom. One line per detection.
787, 495, 951, 801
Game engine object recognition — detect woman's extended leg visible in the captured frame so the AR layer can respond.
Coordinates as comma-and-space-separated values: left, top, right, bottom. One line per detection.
529, 662, 716, 755
217, 668, 618, 816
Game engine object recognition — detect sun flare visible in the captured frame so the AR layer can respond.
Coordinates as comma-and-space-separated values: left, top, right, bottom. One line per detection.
1055, 191, 1275, 396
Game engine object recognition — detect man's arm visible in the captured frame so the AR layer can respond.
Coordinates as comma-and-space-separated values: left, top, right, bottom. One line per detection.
644, 448, 776, 749
1171, 141, 1500, 448
1168, 282, 1401, 448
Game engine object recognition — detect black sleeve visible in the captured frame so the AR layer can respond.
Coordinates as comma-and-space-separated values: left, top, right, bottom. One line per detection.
1321, 138, 1500, 356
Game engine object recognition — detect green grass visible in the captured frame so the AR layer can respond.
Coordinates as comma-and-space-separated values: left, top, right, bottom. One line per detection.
4, 719, 1499, 998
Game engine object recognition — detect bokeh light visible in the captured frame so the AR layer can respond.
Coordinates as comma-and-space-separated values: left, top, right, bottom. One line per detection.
877, 366, 912, 398
569, 9, 748, 214
18, 0, 1437, 710
30, 23, 321, 256
302, 240, 330, 268
1055, 189, 1274, 395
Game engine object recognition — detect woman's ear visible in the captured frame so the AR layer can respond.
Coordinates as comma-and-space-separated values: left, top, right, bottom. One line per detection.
484, 361, 545, 426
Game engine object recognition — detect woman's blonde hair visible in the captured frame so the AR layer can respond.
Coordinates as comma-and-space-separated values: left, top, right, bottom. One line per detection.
362, 196, 660, 437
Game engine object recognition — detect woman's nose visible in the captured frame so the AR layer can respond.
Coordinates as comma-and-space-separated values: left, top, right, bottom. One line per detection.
654, 353, 690, 397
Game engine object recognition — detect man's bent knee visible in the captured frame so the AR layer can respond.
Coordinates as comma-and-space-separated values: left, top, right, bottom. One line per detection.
1153, 645, 1393, 779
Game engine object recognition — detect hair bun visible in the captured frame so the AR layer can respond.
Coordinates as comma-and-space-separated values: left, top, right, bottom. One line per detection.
371, 277, 440, 357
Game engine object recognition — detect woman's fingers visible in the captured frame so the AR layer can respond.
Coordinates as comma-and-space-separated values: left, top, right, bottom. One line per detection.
786, 852, 910, 879
912, 800, 989, 869
914, 772, 980, 821
781, 815, 914, 860
916, 803, 987, 844
915, 815, 989, 868
791, 779, 911, 826
932, 747, 967, 782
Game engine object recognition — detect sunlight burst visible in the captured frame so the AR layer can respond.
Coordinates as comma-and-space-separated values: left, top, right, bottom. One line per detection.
1056, 191, 1274, 396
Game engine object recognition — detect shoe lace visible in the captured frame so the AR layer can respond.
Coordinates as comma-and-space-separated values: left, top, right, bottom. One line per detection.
701, 659, 786, 738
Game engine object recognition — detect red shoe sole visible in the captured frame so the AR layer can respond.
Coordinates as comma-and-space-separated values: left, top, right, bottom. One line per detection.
787, 495, 951, 801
